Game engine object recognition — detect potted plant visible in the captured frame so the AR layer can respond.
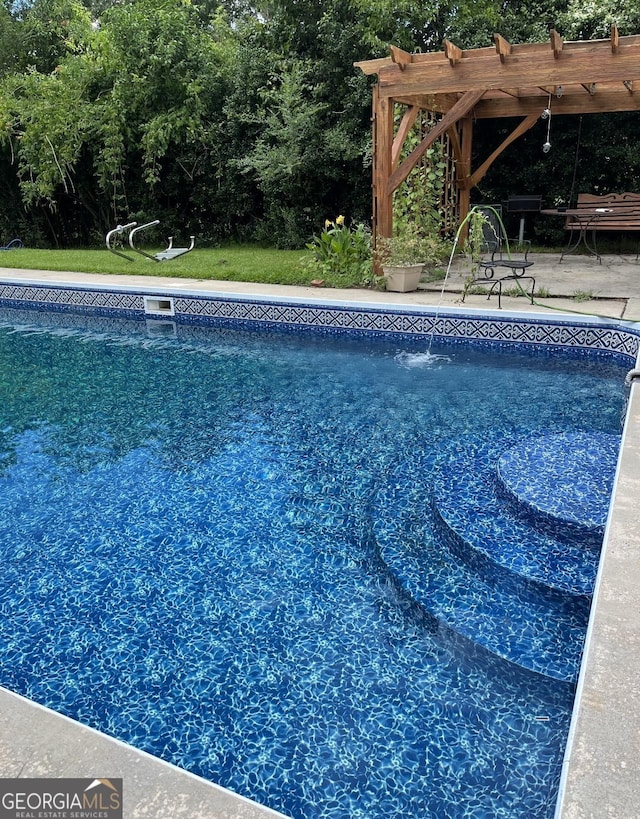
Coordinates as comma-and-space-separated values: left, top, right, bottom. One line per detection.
376, 225, 448, 292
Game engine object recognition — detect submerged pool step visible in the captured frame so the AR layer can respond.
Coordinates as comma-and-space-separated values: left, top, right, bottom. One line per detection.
496, 431, 620, 546
373, 464, 590, 683
432, 439, 600, 598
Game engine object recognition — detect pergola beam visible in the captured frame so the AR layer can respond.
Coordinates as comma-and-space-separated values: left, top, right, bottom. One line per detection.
612, 24, 620, 53
494, 34, 512, 63
371, 85, 394, 241
550, 28, 563, 58
457, 116, 473, 230
390, 45, 413, 70
474, 89, 640, 117
376, 43, 640, 98
443, 39, 463, 66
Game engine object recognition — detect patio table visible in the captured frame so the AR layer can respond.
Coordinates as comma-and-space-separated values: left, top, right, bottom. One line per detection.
541, 208, 608, 262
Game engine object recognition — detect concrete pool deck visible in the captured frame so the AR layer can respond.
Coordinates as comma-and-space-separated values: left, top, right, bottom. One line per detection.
3, 250, 640, 319
0, 689, 288, 819
0, 253, 639, 818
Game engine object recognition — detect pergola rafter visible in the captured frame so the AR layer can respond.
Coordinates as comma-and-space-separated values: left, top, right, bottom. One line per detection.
355, 26, 640, 247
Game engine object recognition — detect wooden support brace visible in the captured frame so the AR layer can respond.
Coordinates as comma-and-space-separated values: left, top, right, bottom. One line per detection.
443, 39, 463, 66
392, 105, 419, 167
494, 34, 512, 63
387, 89, 484, 194
467, 113, 539, 189
549, 28, 563, 58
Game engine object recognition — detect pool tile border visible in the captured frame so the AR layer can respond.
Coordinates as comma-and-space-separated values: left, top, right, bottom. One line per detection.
0, 281, 639, 360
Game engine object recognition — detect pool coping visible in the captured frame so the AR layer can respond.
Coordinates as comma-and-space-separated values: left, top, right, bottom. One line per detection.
0, 687, 289, 818
554, 381, 640, 818
0, 275, 639, 818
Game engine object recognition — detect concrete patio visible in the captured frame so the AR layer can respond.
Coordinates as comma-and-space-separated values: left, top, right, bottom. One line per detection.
431, 251, 640, 320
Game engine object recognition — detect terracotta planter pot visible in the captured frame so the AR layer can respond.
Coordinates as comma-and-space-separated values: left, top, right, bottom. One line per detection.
382, 264, 424, 292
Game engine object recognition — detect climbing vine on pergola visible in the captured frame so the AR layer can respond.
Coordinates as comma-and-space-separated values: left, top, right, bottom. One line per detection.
356, 26, 640, 246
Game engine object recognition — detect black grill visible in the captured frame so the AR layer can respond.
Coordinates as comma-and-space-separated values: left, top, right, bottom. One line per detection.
506, 195, 543, 213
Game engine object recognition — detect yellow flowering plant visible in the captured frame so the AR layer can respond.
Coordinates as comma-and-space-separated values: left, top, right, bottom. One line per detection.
306, 216, 372, 282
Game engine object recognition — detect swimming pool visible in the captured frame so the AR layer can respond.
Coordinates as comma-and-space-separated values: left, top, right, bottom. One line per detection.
0, 296, 633, 818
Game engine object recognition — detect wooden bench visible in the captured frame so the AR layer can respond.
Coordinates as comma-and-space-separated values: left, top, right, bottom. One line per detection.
562, 192, 640, 261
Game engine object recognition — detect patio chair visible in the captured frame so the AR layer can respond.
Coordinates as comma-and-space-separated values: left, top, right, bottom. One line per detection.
462, 206, 535, 309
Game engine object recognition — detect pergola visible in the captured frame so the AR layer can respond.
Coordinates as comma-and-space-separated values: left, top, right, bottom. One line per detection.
355, 26, 640, 243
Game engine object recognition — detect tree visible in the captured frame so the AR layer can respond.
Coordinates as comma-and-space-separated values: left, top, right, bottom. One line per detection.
0, 3, 25, 78
223, 0, 378, 246
16, 0, 94, 73
2, 0, 640, 248
559, 0, 640, 39
1, 0, 237, 244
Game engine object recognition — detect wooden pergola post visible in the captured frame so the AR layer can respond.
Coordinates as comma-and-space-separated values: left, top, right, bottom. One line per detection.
372, 85, 394, 244
457, 115, 474, 239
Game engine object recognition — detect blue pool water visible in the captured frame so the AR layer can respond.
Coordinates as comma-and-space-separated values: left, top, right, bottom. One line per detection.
0, 307, 629, 818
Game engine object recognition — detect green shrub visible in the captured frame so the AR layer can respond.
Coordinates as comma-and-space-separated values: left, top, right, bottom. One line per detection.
305, 216, 372, 282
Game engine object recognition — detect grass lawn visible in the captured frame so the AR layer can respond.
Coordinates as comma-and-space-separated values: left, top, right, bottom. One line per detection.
0, 245, 370, 289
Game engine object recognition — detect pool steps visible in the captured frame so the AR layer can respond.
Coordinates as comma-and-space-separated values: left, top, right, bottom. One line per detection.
496, 431, 619, 548
372, 434, 616, 683
432, 440, 598, 597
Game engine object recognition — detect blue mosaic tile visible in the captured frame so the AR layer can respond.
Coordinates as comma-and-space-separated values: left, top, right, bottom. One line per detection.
0, 283, 143, 312
432, 437, 600, 598
373, 453, 590, 683
0, 281, 638, 361
374, 428, 620, 684
0, 295, 630, 818
497, 432, 620, 542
